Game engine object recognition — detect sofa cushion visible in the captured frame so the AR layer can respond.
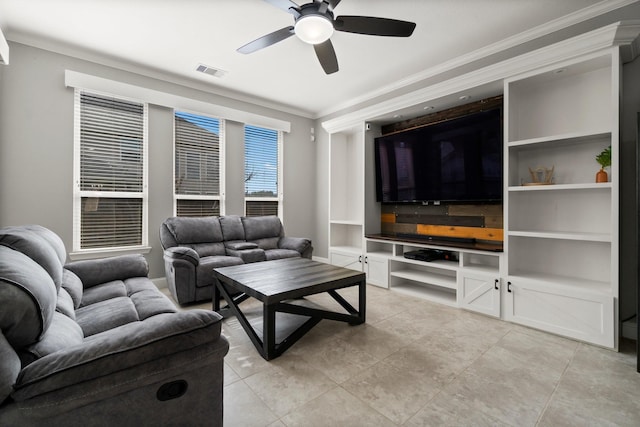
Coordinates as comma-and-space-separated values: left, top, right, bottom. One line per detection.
219, 215, 245, 241
264, 249, 302, 261
187, 242, 226, 257
251, 237, 280, 250
21, 312, 84, 365
0, 246, 57, 348
0, 226, 64, 289
196, 256, 244, 287
225, 248, 266, 264
225, 241, 258, 250
163, 216, 224, 245
77, 278, 176, 336
62, 269, 83, 309
0, 330, 21, 404
65, 254, 149, 289
56, 287, 76, 320
242, 215, 283, 240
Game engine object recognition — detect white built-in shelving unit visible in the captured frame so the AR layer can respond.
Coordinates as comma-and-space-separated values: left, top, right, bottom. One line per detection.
323, 22, 640, 350
503, 50, 619, 348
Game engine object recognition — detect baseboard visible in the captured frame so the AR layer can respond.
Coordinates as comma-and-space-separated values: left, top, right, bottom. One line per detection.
622, 316, 637, 340
312, 255, 329, 264
152, 277, 168, 290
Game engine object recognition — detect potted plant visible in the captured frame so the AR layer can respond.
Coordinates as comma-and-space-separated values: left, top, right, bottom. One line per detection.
595, 146, 611, 183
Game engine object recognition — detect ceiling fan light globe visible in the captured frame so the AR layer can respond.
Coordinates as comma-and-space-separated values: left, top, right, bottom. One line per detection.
295, 15, 334, 44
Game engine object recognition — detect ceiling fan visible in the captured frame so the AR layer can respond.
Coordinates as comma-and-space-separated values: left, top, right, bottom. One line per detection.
237, 0, 416, 74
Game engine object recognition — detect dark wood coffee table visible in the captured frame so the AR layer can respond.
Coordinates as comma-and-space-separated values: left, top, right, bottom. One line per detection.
213, 258, 366, 360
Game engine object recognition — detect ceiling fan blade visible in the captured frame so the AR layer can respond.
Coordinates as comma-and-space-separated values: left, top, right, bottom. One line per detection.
335, 16, 416, 37
327, 0, 342, 10
263, 0, 299, 14
237, 26, 295, 54
313, 39, 339, 74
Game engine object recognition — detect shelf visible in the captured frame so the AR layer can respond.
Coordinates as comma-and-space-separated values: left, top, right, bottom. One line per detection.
390, 256, 459, 271
508, 183, 612, 192
389, 268, 457, 290
507, 130, 611, 148
507, 230, 611, 242
330, 219, 363, 226
508, 273, 611, 295
390, 281, 457, 306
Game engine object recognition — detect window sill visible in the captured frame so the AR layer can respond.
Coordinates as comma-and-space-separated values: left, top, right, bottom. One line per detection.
69, 245, 152, 261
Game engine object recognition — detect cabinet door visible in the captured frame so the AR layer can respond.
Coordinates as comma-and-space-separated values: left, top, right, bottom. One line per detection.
365, 255, 388, 288
504, 278, 614, 348
330, 250, 363, 272
459, 272, 500, 318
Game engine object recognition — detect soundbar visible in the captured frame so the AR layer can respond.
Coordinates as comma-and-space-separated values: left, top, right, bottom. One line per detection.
396, 233, 476, 244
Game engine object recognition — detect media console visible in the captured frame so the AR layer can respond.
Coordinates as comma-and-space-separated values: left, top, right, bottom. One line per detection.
367, 233, 503, 253
362, 234, 503, 316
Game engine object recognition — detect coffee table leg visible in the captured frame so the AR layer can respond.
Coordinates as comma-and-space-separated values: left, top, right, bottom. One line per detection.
358, 278, 366, 323
263, 304, 276, 360
213, 278, 221, 312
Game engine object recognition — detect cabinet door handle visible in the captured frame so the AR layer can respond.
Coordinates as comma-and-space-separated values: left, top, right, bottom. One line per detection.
494, 279, 499, 290
358, 255, 362, 263
364, 256, 368, 264
507, 281, 512, 293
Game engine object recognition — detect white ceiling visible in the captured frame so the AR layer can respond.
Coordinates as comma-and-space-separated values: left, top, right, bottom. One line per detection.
0, 0, 635, 118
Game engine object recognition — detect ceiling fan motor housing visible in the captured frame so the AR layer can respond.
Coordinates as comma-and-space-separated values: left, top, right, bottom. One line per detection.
294, 3, 335, 44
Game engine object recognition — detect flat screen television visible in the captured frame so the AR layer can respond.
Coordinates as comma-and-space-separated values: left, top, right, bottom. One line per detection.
374, 108, 503, 203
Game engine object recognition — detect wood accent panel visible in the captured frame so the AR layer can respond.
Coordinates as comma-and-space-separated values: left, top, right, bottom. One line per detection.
416, 224, 504, 242
381, 95, 503, 135
448, 204, 503, 229
381, 213, 396, 223
396, 214, 484, 227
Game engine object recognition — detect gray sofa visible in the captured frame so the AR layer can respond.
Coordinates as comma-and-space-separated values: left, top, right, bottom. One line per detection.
0, 225, 229, 426
160, 215, 313, 305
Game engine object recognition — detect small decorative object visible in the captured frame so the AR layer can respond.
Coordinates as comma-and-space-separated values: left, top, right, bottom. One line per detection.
524, 166, 554, 185
595, 146, 611, 183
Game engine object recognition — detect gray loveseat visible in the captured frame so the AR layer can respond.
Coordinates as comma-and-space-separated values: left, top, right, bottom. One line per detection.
0, 225, 229, 426
160, 215, 313, 305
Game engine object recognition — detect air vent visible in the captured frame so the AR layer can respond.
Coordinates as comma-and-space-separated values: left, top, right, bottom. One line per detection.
196, 64, 227, 78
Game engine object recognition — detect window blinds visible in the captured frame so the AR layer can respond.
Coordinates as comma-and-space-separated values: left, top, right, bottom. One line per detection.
76, 90, 147, 250
174, 111, 222, 217
244, 125, 280, 217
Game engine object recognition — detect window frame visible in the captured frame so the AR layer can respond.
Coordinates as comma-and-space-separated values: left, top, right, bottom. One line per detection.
173, 110, 225, 217
244, 125, 283, 218
71, 89, 149, 258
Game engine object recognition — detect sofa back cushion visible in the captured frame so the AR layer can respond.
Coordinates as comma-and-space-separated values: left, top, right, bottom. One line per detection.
0, 225, 65, 289
242, 216, 283, 249
160, 216, 224, 247
220, 215, 245, 241
0, 246, 57, 348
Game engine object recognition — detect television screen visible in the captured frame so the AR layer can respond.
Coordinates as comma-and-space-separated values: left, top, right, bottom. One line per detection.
374, 108, 503, 203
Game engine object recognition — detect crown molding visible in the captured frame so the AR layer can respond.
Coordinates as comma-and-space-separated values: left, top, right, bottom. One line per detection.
316, 0, 639, 119
0, 26, 9, 65
322, 21, 640, 134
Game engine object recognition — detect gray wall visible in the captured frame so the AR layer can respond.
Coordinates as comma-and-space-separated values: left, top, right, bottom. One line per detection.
0, 42, 316, 280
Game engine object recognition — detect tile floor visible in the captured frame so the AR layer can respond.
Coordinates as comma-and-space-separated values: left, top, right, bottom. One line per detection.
166, 285, 640, 426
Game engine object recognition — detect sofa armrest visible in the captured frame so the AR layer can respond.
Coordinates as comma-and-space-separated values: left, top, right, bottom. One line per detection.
279, 236, 312, 255
64, 254, 149, 288
163, 246, 200, 266
12, 310, 227, 401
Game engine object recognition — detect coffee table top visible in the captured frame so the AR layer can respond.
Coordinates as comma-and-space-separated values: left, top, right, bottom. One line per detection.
213, 258, 365, 303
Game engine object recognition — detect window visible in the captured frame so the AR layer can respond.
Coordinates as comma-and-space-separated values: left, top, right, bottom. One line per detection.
73, 90, 148, 252
244, 125, 282, 217
174, 111, 224, 217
